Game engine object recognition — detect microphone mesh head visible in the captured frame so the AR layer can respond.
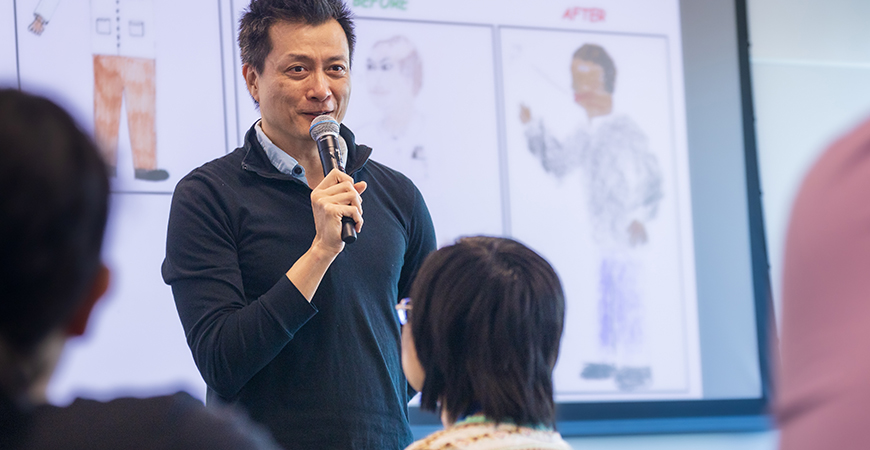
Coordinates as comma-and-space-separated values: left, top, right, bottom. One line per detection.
309, 115, 340, 140
337, 136, 348, 170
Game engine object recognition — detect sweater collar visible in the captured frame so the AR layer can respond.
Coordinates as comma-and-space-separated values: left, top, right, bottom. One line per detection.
240, 122, 371, 180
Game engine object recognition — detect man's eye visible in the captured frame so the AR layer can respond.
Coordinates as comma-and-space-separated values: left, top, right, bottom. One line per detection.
288, 66, 305, 73
330, 65, 347, 73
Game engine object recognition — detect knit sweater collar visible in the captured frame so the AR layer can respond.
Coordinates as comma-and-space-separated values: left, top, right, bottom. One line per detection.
240, 122, 372, 180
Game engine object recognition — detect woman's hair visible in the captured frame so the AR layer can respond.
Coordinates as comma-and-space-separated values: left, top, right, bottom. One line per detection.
408, 236, 565, 426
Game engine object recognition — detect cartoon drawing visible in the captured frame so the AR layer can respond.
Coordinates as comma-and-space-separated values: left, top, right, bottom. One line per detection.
363, 35, 427, 180
520, 43, 663, 391
30, 0, 168, 181
342, 22, 504, 250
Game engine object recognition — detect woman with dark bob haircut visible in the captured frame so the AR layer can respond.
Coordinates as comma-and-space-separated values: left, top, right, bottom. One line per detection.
401, 236, 571, 449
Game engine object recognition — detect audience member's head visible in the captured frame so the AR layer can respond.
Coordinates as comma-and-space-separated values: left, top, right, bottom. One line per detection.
0, 88, 110, 403
402, 236, 565, 427
776, 116, 870, 450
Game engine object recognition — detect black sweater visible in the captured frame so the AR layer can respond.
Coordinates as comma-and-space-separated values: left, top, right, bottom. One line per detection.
162, 124, 436, 449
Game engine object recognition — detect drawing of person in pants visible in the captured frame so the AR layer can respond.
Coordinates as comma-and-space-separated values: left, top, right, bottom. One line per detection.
520, 44, 663, 391
30, 0, 168, 181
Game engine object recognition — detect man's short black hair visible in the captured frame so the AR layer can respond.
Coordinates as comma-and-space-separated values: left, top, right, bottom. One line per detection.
408, 236, 565, 426
239, 0, 356, 74
574, 43, 617, 94
0, 89, 110, 354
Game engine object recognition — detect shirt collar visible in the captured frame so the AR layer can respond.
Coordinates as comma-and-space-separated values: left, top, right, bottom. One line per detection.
254, 120, 308, 184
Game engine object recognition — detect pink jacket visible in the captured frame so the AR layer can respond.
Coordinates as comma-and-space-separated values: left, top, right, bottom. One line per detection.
777, 116, 870, 449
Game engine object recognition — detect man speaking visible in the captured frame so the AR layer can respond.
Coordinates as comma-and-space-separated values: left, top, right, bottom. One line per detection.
161, 0, 436, 448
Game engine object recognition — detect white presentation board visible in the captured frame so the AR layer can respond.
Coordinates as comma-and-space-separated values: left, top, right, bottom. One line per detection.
4, 0, 770, 434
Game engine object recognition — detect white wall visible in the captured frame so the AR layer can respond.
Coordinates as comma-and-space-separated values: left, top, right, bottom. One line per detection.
749, 0, 870, 323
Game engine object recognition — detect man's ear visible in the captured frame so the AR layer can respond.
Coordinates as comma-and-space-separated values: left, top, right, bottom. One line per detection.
242, 64, 260, 103
65, 264, 110, 337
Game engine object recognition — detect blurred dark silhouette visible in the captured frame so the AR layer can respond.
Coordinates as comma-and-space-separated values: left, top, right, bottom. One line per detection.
0, 88, 280, 450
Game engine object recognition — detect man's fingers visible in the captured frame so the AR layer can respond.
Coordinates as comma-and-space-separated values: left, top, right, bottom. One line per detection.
318, 170, 361, 196
312, 170, 365, 233
317, 174, 363, 208
323, 202, 363, 231
354, 181, 367, 195
342, 205, 363, 232
318, 181, 362, 210
332, 189, 363, 216
323, 168, 353, 185
312, 180, 364, 221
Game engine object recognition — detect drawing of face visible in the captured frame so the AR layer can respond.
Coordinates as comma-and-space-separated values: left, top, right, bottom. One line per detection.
571, 58, 610, 113
244, 19, 351, 150
366, 36, 421, 113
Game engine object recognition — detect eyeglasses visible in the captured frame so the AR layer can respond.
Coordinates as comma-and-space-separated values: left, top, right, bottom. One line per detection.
395, 297, 411, 325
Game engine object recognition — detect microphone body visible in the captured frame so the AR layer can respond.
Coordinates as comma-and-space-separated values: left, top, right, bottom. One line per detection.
310, 116, 357, 244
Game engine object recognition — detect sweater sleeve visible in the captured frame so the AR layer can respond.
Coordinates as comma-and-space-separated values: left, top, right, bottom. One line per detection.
162, 173, 317, 399
397, 185, 437, 300
396, 184, 436, 399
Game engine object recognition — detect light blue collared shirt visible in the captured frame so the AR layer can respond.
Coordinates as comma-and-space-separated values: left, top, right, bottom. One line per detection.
255, 120, 309, 185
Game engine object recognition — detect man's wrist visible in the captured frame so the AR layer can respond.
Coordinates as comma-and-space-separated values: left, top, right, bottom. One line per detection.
307, 239, 340, 264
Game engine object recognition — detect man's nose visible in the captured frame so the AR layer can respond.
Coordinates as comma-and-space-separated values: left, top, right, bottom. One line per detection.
308, 70, 332, 102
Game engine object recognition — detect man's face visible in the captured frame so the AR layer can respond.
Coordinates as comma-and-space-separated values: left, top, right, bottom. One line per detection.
366, 42, 415, 112
571, 58, 608, 110
244, 19, 351, 151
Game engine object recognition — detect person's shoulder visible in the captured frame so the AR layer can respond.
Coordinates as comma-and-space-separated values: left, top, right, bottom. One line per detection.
361, 158, 425, 203
590, 113, 647, 150
180, 148, 246, 183
170, 148, 247, 199
158, 392, 282, 449
597, 112, 642, 133
364, 158, 415, 183
365, 159, 433, 223
405, 422, 503, 450
40, 392, 281, 450
404, 421, 572, 450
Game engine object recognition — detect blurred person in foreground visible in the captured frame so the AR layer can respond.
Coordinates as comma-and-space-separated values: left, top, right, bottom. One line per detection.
399, 236, 572, 449
776, 116, 870, 450
0, 89, 280, 449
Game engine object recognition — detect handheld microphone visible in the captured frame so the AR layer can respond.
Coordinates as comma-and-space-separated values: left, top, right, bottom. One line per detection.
309, 115, 357, 244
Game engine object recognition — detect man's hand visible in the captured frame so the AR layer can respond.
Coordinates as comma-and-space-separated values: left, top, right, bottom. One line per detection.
285, 169, 367, 301
29, 15, 47, 35
310, 169, 367, 255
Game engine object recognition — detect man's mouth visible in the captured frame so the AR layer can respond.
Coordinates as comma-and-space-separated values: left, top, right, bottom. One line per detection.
303, 111, 333, 118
